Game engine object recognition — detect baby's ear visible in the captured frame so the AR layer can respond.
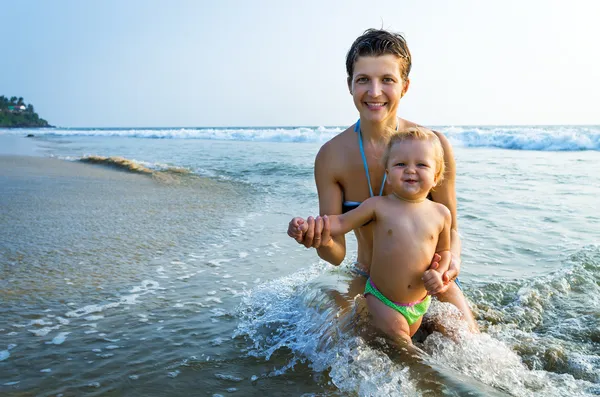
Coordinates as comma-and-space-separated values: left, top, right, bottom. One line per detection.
433, 171, 442, 187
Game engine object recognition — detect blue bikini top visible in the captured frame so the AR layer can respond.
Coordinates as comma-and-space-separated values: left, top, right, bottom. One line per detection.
342, 119, 389, 214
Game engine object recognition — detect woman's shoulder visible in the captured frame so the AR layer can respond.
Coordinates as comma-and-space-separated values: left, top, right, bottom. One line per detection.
316, 125, 355, 161
400, 119, 453, 154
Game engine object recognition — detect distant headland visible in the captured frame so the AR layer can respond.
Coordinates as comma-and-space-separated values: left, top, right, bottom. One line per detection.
0, 96, 51, 128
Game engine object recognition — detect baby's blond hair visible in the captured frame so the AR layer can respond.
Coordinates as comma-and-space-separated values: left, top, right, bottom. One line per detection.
383, 127, 446, 184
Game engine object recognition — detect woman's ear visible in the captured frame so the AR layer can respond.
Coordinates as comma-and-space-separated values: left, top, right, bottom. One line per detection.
347, 77, 353, 94
401, 78, 410, 97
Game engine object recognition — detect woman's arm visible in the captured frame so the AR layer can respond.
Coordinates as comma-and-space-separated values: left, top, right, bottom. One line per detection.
314, 142, 349, 265
434, 205, 452, 269
430, 131, 462, 286
290, 141, 347, 265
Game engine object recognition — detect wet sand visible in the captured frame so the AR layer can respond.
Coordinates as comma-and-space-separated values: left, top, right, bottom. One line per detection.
0, 155, 161, 181
0, 154, 243, 303
0, 155, 266, 396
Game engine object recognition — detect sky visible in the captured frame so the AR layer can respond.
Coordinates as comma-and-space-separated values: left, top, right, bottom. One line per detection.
1, 0, 599, 128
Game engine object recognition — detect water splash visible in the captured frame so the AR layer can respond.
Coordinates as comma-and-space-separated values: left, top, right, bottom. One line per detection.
235, 251, 600, 396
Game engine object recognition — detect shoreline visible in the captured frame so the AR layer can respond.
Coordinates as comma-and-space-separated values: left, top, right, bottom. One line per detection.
0, 155, 161, 182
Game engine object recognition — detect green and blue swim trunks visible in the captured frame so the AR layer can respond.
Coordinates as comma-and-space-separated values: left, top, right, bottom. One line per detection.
364, 277, 431, 325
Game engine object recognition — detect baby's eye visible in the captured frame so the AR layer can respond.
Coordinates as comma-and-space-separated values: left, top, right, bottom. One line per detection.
395, 162, 406, 167
417, 163, 429, 168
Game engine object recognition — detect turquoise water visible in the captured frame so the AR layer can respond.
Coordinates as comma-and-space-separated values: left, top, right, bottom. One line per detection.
1, 128, 599, 396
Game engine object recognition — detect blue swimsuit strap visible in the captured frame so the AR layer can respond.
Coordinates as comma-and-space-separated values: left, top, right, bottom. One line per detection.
354, 119, 386, 197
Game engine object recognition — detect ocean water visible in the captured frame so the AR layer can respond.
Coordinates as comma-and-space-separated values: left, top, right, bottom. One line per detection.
0, 125, 599, 396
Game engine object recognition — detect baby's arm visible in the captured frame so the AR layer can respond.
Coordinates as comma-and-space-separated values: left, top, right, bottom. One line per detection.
328, 197, 377, 236
423, 205, 452, 295
297, 197, 377, 237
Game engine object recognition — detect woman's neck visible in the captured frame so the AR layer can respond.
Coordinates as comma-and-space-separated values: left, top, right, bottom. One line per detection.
359, 117, 399, 143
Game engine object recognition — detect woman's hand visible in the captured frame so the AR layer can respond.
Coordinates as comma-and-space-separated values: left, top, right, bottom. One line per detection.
287, 216, 331, 249
427, 253, 460, 294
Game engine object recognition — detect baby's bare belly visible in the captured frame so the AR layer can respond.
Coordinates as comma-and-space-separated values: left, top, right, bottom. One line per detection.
369, 256, 430, 304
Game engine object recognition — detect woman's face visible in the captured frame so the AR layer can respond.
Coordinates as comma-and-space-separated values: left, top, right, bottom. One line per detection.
349, 54, 408, 125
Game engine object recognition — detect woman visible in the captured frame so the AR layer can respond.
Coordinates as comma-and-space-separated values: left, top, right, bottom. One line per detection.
287, 28, 478, 333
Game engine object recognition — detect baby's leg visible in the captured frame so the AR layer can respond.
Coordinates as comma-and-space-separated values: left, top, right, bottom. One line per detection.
365, 295, 422, 345
436, 282, 479, 333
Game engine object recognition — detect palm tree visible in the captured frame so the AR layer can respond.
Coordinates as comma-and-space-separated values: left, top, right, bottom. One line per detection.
17, 97, 24, 106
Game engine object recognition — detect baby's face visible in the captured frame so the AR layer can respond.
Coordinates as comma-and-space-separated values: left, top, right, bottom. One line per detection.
385, 139, 438, 199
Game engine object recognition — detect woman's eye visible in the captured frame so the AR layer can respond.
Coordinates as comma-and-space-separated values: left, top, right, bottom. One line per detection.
383, 77, 395, 83
356, 77, 368, 83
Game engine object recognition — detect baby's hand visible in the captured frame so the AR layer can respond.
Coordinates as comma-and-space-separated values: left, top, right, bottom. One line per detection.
423, 269, 445, 295
287, 217, 308, 242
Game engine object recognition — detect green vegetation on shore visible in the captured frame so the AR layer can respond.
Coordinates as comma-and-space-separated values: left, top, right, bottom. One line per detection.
0, 96, 51, 128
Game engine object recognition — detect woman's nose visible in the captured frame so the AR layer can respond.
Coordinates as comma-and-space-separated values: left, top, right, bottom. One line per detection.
368, 81, 382, 97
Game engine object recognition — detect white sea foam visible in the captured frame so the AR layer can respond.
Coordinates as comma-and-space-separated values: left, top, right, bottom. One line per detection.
29, 326, 60, 337
11, 126, 342, 143
30, 319, 53, 326
206, 297, 223, 304
235, 263, 599, 396
206, 258, 231, 267
444, 125, 600, 151
210, 308, 227, 317
214, 373, 244, 382
7, 125, 600, 150
48, 332, 70, 345
67, 280, 160, 318
167, 370, 180, 378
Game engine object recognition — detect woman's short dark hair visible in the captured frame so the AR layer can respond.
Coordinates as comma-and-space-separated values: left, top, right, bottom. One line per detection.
346, 29, 412, 82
